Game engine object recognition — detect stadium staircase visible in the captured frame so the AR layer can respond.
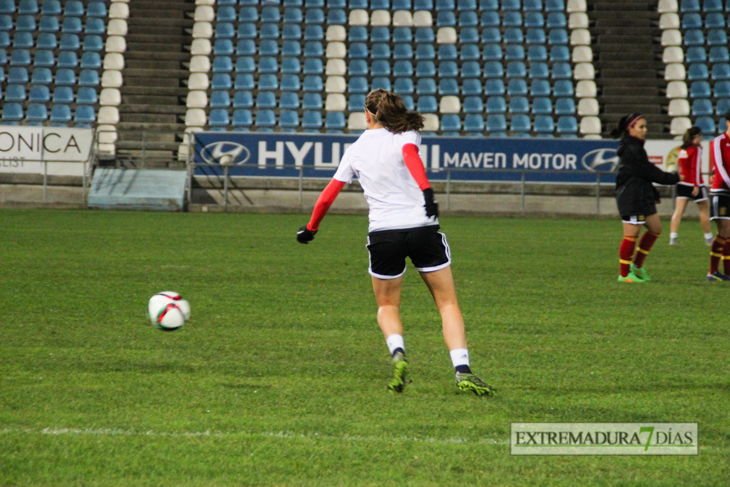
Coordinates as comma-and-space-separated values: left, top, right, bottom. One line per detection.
590, 0, 670, 138
116, 0, 195, 165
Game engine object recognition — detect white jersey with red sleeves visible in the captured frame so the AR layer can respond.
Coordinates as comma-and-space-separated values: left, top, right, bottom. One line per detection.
677, 145, 703, 187
710, 132, 730, 194
333, 128, 438, 232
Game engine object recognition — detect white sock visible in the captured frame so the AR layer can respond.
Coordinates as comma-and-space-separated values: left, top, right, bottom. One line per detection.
670, 232, 678, 239
386, 334, 404, 355
450, 348, 470, 368
705, 233, 713, 240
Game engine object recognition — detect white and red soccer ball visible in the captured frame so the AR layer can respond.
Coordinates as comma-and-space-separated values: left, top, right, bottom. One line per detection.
147, 291, 190, 331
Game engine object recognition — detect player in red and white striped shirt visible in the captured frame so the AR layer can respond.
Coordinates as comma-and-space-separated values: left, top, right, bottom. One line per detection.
669, 127, 712, 246
707, 110, 730, 280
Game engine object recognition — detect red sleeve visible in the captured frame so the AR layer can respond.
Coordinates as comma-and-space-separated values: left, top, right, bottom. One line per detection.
402, 143, 431, 191
307, 179, 345, 231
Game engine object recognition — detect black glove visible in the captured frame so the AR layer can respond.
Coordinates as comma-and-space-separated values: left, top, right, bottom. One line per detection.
423, 188, 439, 218
297, 225, 317, 244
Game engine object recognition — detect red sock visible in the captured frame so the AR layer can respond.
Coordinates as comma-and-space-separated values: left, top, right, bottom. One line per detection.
723, 239, 730, 275
710, 237, 726, 274
633, 231, 659, 269
619, 236, 637, 277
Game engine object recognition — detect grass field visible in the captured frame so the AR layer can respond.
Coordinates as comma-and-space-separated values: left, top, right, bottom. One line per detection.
1, 208, 729, 486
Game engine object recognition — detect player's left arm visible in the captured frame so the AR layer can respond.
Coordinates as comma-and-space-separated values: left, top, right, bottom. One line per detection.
402, 144, 438, 217
296, 178, 346, 244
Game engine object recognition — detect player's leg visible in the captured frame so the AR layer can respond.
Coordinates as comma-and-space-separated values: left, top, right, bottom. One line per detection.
631, 213, 661, 281
419, 267, 495, 396
371, 276, 409, 392
707, 195, 730, 279
669, 197, 688, 245
696, 197, 713, 245
619, 220, 642, 281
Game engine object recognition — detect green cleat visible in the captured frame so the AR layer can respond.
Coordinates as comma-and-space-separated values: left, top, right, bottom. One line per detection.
455, 372, 496, 396
631, 264, 651, 281
388, 353, 408, 393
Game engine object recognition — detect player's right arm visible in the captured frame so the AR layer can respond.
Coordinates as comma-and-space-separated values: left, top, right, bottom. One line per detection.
402, 143, 438, 218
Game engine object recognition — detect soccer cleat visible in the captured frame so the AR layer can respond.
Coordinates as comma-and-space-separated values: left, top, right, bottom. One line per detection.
618, 271, 645, 283
706, 271, 730, 281
388, 352, 408, 393
631, 264, 651, 281
455, 372, 496, 396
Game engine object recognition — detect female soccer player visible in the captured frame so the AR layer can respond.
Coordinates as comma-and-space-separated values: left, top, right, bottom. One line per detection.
669, 126, 713, 246
613, 114, 680, 282
707, 110, 730, 281
296, 89, 495, 396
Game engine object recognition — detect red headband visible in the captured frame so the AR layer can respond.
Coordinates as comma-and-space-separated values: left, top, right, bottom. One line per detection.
628, 115, 643, 129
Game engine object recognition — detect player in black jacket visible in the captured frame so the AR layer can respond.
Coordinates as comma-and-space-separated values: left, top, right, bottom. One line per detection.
613, 114, 680, 282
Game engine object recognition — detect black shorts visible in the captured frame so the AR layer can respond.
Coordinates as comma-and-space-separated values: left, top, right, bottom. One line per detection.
676, 184, 708, 201
621, 214, 648, 225
710, 193, 730, 220
366, 225, 451, 279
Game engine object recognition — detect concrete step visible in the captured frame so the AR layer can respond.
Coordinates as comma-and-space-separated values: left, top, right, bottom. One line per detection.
117, 122, 187, 132
122, 86, 189, 96
125, 59, 184, 70
123, 76, 186, 87
123, 95, 183, 105
119, 113, 180, 123
128, 25, 190, 36
119, 104, 187, 115
125, 34, 192, 44
125, 51, 191, 62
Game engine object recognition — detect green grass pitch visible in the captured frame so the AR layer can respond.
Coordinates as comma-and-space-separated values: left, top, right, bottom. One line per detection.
1, 208, 728, 486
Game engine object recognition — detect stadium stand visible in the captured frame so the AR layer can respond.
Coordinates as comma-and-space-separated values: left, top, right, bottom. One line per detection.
180, 0, 597, 139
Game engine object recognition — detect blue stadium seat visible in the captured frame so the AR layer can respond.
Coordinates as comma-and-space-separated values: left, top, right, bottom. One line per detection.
529, 79, 550, 96
209, 109, 230, 127
239, 23, 259, 38
438, 45, 458, 60
682, 13, 703, 28
371, 27, 390, 43
463, 96, 484, 112
303, 75, 323, 91
41, 0, 61, 14
216, 22, 236, 38
215, 39, 234, 56
74, 106, 96, 124
52, 86, 73, 103
279, 92, 298, 109
526, 29, 546, 45
217, 6, 236, 21
415, 28, 435, 43
55, 68, 75, 85
372, 44, 391, 59
555, 98, 576, 115
508, 79, 528, 96
260, 24, 279, 39
16, 15, 36, 31
348, 59, 368, 76
504, 28, 524, 43
9, 67, 29, 83
82, 35, 102, 52
302, 93, 322, 109
254, 109, 275, 127
511, 115, 532, 133
2, 103, 23, 121
5, 84, 26, 101
696, 117, 716, 134
485, 78, 505, 95
232, 109, 252, 128
236, 57, 255, 73
524, 0, 543, 10
707, 29, 727, 46
325, 112, 346, 130
0, 32, 8, 47
279, 111, 299, 129
394, 44, 414, 59
211, 74, 231, 90
716, 99, 730, 115
686, 46, 707, 63
281, 74, 300, 91
460, 28, 479, 43
65, 0, 84, 16
283, 24, 302, 39
328, 9, 346, 24
439, 61, 458, 77
441, 115, 461, 132
57, 51, 78, 68
0, 0, 13, 13
34, 50, 54, 67
393, 27, 412, 43
307, 0, 326, 8
553, 80, 574, 96
394, 60, 413, 76
10, 49, 30, 66
481, 27, 501, 44
39, 16, 59, 32
557, 116, 578, 134
552, 62, 572, 79
548, 28, 568, 44
691, 81, 712, 97
549, 45, 570, 62
484, 61, 504, 78
462, 79, 482, 95
48, 104, 71, 123
688, 63, 709, 80
236, 40, 255, 56
533, 97, 553, 114
259, 74, 278, 90
535, 116, 555, 134
348, 94, 366, 111
349, 26, 367, 42
418, 96, 438, 112
415, 44, 434, 60
233, 91, 254, 109
486, 115, 507, 132
303, 58, 323, 74
80, 70, 101, 87
210, 91, 231, 108
509, 96, 529, 114
302, 111, 322, 129
525, 12, 545, 27
546, 12, 566, 28
349, 77, 369, 93
76, 87, 97, 103
63, 17, 83, 33
502, 0, 520, 9
459, 11, 479, 26
680, 0, 701, 11
87, 1, 106, 17
417, 78, 437, 95
14, 32, 33, 48
19, 0, 38, 14
486, 96, 507, 113
482, 44, 502, 60
304, 25, 323, 40
281, 57, 300, 73
436, 0, 455, 9
506, 61, 526, 78
260, 40, 278, 56
393, 0, 412, 8
692, 99, 714, 116
461, 61, 480, 78
394, 77, 414, 94
59, 34, 80, 50
305, 9, 324, 23
414, 0, 432, 8
709, 46, 729, 62
704, 0, 723, 10
372, 60, 391, 76
713, 63, 730, 80
239, 6, 257, 21
302, 41, 322, 57
684, 30, 704, 46
503, 45, 524, 61
85, 18, 105, 35
705, 12, 725, 27
530, 62, 550, 78
481, 11, 500, 27
0, 15, 10, 31
503, 12, 522, 26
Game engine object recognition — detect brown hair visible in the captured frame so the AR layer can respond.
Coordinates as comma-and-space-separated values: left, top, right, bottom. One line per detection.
364, 89, 425, 134
682, 126, 703, 149
610, 113, 644, 138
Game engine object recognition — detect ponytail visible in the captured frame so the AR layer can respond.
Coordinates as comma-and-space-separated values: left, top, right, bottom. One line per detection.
681, 126, 703, 149
365, 89, 425, 134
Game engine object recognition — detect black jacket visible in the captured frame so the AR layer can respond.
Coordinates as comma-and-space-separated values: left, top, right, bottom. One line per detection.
615, 136, 680, 216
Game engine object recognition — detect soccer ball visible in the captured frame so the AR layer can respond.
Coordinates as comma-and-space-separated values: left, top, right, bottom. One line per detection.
147, 291, 190, 331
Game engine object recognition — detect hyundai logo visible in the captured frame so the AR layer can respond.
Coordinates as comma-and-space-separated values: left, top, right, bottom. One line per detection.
200, 141, 251, 165
581, 148, 619, 172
